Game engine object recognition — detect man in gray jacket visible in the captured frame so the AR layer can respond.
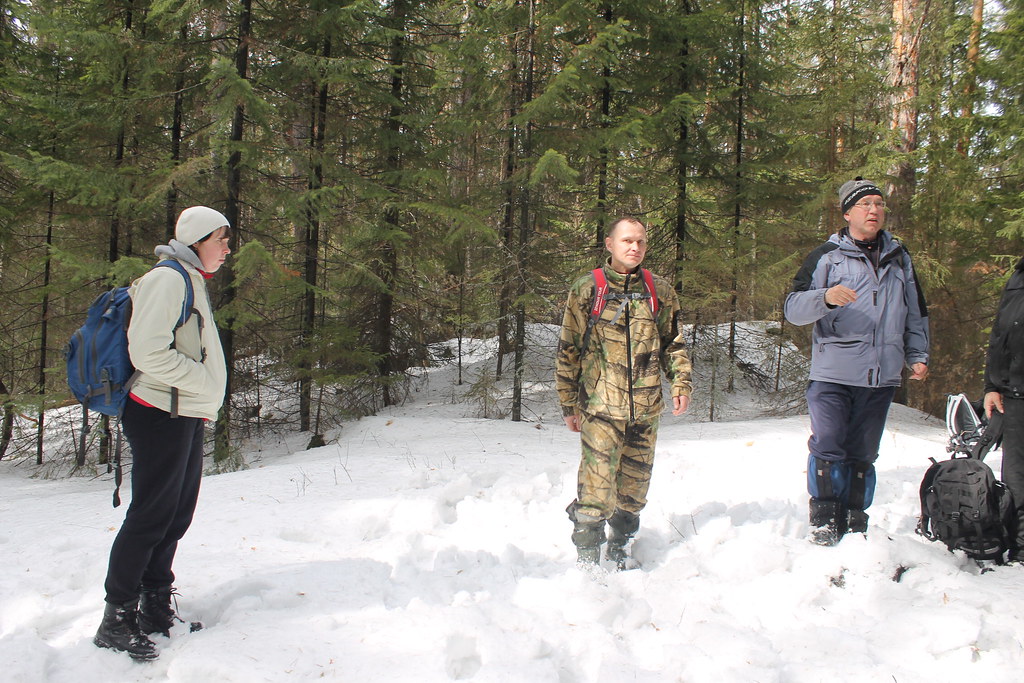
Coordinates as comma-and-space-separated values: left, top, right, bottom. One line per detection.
785, 177, 930, 545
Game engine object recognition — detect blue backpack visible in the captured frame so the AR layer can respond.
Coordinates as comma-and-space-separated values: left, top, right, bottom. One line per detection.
66, 260, 196, 417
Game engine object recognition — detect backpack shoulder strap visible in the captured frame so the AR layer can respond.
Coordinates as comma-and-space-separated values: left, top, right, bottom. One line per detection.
640, 268, 658, 315
580, 268, 608, 357
148, 259, 201, 419
152, 259, 196, 328
589, 268, 608, 320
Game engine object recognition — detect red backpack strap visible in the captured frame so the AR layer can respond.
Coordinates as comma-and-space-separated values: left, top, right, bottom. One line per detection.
580, 268, 608, 356
590, 268, 608, 319
640, 268, 658, 315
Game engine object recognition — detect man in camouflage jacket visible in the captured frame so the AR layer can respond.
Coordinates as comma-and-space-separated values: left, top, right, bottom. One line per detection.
556, 217, 693, 567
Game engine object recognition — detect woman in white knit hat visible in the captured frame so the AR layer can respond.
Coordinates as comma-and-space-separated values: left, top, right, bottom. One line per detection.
94, 206, 230, 660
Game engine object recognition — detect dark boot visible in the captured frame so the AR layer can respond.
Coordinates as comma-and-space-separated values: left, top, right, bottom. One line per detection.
809, 499, 845, 546
94, 599, 158, 661
847, 509, 869, 535
571, 520, 606, 565
566, 500, 606, 565
606, 509, 640, 570
139, 586, 183, 637
1010, 510, 1024, 563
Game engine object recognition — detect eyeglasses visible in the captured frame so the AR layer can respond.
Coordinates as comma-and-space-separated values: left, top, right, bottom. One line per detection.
852, 200, 886, 211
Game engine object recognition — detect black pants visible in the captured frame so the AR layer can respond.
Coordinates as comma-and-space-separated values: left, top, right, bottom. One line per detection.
1000, 397, 1024, 550
103, 399, 205, 604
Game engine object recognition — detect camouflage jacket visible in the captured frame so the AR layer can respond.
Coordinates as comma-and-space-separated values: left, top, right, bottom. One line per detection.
555, 263, 692, 421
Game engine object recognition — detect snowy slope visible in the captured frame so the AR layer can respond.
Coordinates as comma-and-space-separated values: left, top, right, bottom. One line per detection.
2, 326, 1023, 682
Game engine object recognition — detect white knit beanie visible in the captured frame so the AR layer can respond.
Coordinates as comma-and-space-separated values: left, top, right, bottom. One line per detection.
175, 206, 230, 246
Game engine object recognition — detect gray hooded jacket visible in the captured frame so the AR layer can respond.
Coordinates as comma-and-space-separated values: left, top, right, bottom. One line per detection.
784, 229, 929, 388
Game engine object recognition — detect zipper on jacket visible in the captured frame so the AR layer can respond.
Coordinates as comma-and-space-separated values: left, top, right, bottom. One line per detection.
868, 368, 874, 385
624, 271, 635, 422
873, 290, 878, 306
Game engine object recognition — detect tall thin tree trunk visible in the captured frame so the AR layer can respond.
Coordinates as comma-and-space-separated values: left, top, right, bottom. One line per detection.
376, 0, 409, 408
300, 37, 330, 432
496, 30, 521, 380
889, 0, 927, 406
495, 127, 516, 380
958, 0, 983, 155
887, 0, 926, 235
165, 25, 188, 241
97, 5, 138, 468
511, 0, 535, 423
108, 1, 135, 263
215, 0, 252, 462
0, 378, 13, 460
728, 2, 747, 394
595, 6, 612, 253
36, 192, 55, 465
826, 0, 843, 232
674, 3, 692, 294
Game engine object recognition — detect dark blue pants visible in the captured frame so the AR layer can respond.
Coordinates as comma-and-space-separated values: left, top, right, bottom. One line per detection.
805, 381, 896, 512
103, 399, 205, 604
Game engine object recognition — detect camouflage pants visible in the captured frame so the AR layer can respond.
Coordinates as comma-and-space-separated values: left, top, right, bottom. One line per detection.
572, 411, 660, 522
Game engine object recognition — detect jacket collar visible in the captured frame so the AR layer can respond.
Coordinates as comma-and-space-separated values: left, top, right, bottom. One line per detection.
601, 259, 642, 284
832, 228, 898, 257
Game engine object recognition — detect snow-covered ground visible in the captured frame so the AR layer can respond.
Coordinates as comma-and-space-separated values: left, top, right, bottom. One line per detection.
2, 325, 1023, 682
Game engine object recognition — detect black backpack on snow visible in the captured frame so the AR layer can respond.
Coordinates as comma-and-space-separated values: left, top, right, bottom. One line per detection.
917, 393, 1015, 561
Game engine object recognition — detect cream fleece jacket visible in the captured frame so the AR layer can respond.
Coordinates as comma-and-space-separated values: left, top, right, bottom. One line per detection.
127, 255, 227, 420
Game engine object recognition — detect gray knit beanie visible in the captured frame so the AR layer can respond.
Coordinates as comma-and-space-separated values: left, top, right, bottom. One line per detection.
175, 206, 230, 246
838, 177, 883, 214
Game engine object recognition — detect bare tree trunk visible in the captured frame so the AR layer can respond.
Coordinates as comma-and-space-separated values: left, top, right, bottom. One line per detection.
97, 6, 140, 468
107, 1, 137, 264
887, 0, 927, 235
376, 0, 409, 408
674, 1, 693, 294
36, 192, 55, 465
595, 6, 612, 253
727, 2, 747, 394
709, 324, 718, 422
511, 0, 535, 423
496, 126, 516, 380
215, 0, 252, 462
300, 37, 330, 432
889, 0, 928, 405
165, 25, 188, 241
0, 377, 13, 460
496, 27, 522, 380
958, 0, 983, 155
825, 2, 843, 232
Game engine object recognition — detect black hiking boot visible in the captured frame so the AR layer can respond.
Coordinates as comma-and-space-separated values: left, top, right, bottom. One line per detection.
139, 586, 190, 637
847, 509, 869, 535
566, 500, 607, 567
606, 509, 640, 570
605, 542, 629, 570
94, 599, 158, 661
577, 544, 602, 565
571, 520, 606, 566
809, 499, 846, 547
